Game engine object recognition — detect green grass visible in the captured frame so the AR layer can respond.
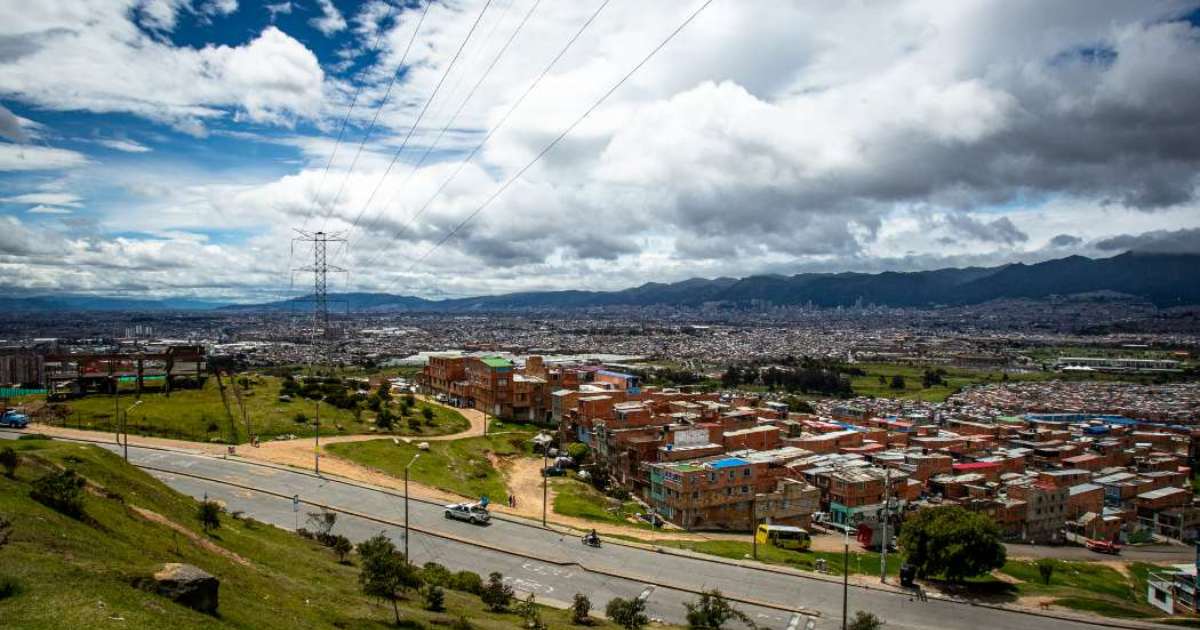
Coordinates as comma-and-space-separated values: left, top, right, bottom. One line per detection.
552, 477, 645, 527
328, 430, 538, 503
846, 363, 1055, 402
0, 439, 627, 629
994, 559, 1179, 620
651, 539, 902, 577
41, 376, 469, 445
388, 399, 472, 437
1049, 597, 1156, 619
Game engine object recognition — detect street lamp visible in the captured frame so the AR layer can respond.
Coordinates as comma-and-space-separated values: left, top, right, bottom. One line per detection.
122, 400, 142, 462
842, 522, 850, 630
541, 433, 550, 527
404, 453, 420, 560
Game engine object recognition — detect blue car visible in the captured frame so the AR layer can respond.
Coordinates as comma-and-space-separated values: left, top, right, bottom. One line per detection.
1, 411, 29, 428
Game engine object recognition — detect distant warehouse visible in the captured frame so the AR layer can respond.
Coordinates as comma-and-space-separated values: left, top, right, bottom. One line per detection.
1055, 356, 1181, 373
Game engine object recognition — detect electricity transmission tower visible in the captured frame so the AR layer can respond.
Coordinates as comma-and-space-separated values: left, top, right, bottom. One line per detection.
292, 230, 346, 475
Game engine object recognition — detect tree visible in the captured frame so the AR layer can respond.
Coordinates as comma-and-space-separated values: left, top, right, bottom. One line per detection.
847, 611, 884, 630
423, 584, 446, 612
570, 593, 593, 625
307, 509, 337, 539
197, 499, 222, 533
452, 570, 483, 594
1036, 558, 1057, 585
404, 392, 416, 407
889, 375, 906, 390
480, 571, 514, 612
899, 505, 1006, 582
331, 534, 353, 563
605, 597, 648, 630
422, 406, 435, 424
376, 407, 394, 431
517, 592, 547, 630
0, 447, 17, 478
30, 469, 86, 518
684, 590, 755, 630
376, 381, 392, 402
921, 369, 946, 389
566, 442, 590, 464
357, 534, 422, 625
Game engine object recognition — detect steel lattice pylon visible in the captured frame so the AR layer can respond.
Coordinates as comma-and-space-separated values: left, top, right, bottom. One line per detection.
292, 230, 346, 364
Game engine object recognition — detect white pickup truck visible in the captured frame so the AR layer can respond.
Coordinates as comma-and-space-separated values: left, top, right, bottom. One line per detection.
443, 502, 490, 524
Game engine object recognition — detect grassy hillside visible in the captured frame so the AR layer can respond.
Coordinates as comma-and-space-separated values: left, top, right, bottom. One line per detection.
0, 439, 616, 629
40, 375, 468, 444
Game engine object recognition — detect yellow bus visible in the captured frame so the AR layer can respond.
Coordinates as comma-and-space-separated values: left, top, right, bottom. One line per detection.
755, 524, 811, 551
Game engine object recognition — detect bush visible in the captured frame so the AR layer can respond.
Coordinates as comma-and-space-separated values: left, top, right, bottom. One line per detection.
0, 447, 16, 478
422, 562, 452, 587
451, 615, 473, 630
422, 407, 434, 423
407, 418, 422, 431
570, 593, 592, 625
452, 570, 483, 594
606, 597, 648, 630
566, 442, 589, 464
517, 592, 546, 630
684, 590, 751, 630
197, 499, 222, 533
0, 576, 21, 600
607, 487, 631, 502
293, 412, 308, 424
848, 611, 884, 630
423, 584, 446, 612
1036, 558, 1057, 585
30, 469, 86, 518
480, 571, 514, 612
331, 535, 353, 563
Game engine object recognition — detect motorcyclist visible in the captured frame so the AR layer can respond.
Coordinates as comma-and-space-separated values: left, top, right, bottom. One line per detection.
585, 529, 600, 546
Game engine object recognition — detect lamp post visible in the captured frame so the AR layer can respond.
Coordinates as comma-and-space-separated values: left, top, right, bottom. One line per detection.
880, 465, 891, 583
842, 524, 849, 630
404, 453, 420, 560
313, 398, 321, 476
751, 495, 758, 560
541, 433, 550, 527
122, 400, 142, 462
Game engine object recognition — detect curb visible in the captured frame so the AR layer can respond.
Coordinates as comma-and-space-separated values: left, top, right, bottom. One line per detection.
4, 428, 1175, 629
138, 462, 822, 618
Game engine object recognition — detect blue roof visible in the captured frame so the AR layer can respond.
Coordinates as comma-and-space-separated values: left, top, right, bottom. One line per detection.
711, 457, 748, 470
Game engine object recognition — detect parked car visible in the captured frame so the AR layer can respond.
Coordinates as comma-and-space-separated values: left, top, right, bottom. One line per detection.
1085, 538, 1121, 555
1, 410, 29, 429
541, 466, 566, 477
443, 502, 490, 524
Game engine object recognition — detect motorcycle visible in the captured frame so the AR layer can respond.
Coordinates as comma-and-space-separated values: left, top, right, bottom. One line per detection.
581, 535, 602, 548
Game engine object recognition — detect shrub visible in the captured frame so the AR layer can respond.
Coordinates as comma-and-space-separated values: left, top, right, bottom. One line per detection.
570, 594, 593, 625
423, 584, 446, 612
451, 615, 474, 630
331, 535, 353, 563
684, 590, 751, 630
422, 407, 435, 424
848, 611, 884, 630
293, 412, 308, 424
452, 570, 483, 594
1036, 558, 1056, 585
0, 447, 17, 478
404, 392, 415, 407
566, 442, 589, 464
197, 499, 222, 533
407, 418, 422, 431
422, 562, 452, 587
517, 592, 546, 630
606, 597, 648, 630
30, 469, 85, 518
307, 509, 337, 538
480, 571, 514, 612
0, 576, 21, 600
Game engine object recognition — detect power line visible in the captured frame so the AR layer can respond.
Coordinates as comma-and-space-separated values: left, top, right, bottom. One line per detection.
392, 0, 719, 285
335, 0, 496, 241
296, 0, 400, 233
314, 0, 436, 231
351, 0, 611, 274
345, 0, 544, 261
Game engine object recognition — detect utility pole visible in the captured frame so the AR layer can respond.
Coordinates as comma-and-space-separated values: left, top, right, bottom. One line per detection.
542, 435, 549, 527
293, 230, 345, 478
842, 525, 849, 630
122, 400, 142, 462
751, 495, 758, 560
404, 453, 420, 560
881, 465, 890, 583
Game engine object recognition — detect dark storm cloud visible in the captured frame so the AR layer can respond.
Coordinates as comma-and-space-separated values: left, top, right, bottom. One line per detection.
1095, 227, 1200, 254
943, 214, 1028, 245
1050, 234, 1083, 247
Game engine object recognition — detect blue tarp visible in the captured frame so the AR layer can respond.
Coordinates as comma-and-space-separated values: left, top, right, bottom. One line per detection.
711, 457, 748, 469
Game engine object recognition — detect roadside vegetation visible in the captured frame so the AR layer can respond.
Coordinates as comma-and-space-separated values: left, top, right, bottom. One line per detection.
0, 438, 652, 629
552, 476, 648, 528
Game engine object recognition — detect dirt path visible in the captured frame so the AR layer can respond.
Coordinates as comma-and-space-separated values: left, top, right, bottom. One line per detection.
130, 505, 251, 566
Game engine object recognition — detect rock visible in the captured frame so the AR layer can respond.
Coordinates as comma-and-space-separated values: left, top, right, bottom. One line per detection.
151, 563, 219, 614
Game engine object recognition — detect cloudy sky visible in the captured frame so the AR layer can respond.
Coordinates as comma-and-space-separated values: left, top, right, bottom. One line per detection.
1, 0, 1199, 302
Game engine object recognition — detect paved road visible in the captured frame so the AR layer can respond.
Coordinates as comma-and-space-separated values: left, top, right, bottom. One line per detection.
1, 431, 1170, 630
1006, 542, 1192, 563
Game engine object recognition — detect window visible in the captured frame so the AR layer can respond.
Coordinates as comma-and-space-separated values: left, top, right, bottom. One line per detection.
743, 468, 751, 477
741, 485, 749, 494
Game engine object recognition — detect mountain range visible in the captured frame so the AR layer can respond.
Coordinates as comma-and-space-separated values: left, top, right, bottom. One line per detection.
4, 252, 1197, 312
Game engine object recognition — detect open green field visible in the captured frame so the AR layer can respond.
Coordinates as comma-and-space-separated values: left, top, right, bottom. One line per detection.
649, 539, 903, 577
552, 477, 647, 528
38, 376, 468, 444
846, 363, 1054, 402
328, 428, 538, 503
0, 439, 627, 629
995, 559, 1172, 619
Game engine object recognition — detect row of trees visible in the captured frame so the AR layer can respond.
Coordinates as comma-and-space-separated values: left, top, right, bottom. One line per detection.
721, 364, 853, 397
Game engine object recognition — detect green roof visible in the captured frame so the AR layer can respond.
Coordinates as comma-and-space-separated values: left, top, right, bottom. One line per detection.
480, 357, 513, 369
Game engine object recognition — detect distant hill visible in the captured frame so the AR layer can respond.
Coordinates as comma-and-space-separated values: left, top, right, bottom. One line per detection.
228, 251, 1200, 312
8, 252, 1198, 312
0, 295, 228, 312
